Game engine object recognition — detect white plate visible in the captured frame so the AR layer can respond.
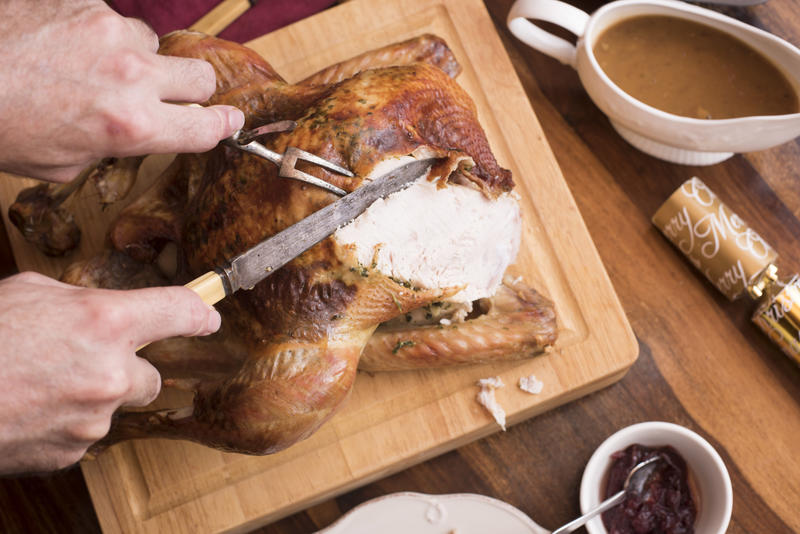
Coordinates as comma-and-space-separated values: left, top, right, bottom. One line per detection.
699, 0, 768, 4
316, 492, 549, 534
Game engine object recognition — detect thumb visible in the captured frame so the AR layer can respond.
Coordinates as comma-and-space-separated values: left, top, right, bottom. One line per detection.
137, 103, 245, 155
118, 286, 222, 347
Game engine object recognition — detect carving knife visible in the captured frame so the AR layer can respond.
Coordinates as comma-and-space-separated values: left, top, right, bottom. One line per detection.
136, 158, 434, 351
184, 157, 436, 306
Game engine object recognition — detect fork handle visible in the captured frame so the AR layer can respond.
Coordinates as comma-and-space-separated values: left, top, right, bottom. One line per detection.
229, 138, 283, 165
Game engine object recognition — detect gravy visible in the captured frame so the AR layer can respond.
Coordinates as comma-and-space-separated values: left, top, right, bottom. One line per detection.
593, 15, 799, 119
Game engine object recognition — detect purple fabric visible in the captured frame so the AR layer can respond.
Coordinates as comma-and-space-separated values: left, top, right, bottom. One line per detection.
112, 0, 336, 43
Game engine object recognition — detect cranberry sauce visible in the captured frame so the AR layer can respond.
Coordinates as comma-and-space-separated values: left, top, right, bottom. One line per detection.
601, 444, 697, 534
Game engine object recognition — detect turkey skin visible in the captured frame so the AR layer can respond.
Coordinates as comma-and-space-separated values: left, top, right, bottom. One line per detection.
61, 31, 557, 455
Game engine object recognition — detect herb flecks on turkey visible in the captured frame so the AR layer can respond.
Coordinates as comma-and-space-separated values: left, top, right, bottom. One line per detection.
62, 31, 557, 456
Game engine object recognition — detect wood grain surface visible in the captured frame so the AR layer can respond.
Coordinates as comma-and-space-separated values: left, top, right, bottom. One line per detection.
1, 1, 799, 533
0, 1, 637, 531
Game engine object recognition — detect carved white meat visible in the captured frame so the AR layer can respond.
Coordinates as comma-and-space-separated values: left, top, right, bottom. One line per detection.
335, 157, 521, 310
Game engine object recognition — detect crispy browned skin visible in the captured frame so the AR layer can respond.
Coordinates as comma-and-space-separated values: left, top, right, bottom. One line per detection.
64, 31, 554, 456
8, 155, 143, 256
183, 63, 513, 274
360, 279, 557, 371
297, 34, 462, 86
108, 155, 194, 263
158, 30, 319, 126
159, 32, 463, 129
7, 34, 465, 256
8, 182, 82, 257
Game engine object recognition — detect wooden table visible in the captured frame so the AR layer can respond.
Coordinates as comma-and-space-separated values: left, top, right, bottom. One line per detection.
1, 1, 798, 532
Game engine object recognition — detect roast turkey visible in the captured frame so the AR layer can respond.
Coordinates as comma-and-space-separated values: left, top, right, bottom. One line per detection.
61, 32, 557, 455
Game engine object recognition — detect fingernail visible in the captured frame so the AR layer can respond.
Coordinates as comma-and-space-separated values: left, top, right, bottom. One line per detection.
205, 308, 221, 334
227, 108, 245, 132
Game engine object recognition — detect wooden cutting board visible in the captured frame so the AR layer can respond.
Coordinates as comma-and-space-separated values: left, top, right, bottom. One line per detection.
0, 0, 637, 532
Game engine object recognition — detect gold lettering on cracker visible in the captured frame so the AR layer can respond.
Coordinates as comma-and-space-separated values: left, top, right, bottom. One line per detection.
767, 281, 800, 324
675, 182, 772, 260
734, 226, 772, 260
662, 206, 694, 255
764, 297, 793, 323
716, 259, 746, 295
681, 177, 715, 207
693, 205, 748, 259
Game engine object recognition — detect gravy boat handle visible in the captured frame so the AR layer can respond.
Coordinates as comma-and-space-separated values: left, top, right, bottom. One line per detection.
507, 0, 590, 68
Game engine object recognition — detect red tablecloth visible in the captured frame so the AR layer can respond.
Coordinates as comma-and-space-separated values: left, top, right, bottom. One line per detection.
112, 0, 336, 43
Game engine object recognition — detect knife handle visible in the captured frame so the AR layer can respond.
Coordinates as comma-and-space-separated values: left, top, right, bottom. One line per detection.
185, 270, 227, 306
136, 271, 227, 352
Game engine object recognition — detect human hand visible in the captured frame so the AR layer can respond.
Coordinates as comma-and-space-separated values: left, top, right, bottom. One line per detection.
0, 0, 244, 183
0, 272, 221, 474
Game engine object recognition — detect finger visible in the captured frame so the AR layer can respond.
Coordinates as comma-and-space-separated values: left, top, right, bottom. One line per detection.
116, 286, 222, 347
124, 17, 159, 52
154, 55, 217, 103
132, 104, 244, 155
9, 271, 76, 289
21, 163, 87, 184
120, 355, 162, 408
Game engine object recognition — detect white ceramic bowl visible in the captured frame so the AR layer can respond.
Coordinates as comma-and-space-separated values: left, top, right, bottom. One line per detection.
579, 421, 732, 534
508, 0, 800, 165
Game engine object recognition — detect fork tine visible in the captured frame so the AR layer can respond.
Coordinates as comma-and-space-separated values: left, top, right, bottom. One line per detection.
229, 137, 354, 195
290, 147, 354, 177
280, 148, 346, 196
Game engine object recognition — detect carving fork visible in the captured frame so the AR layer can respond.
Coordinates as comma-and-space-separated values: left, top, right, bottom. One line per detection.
182, 104, 353, 195
225, 120, 352, 196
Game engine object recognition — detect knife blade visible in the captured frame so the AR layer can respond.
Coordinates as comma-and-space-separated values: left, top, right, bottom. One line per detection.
184, 157, 436, 304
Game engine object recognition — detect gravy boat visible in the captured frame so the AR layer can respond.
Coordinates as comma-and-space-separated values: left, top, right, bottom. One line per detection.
508, 0, 800, 165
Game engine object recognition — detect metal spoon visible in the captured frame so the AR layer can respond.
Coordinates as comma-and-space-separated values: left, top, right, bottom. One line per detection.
551, 456, 662, 534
